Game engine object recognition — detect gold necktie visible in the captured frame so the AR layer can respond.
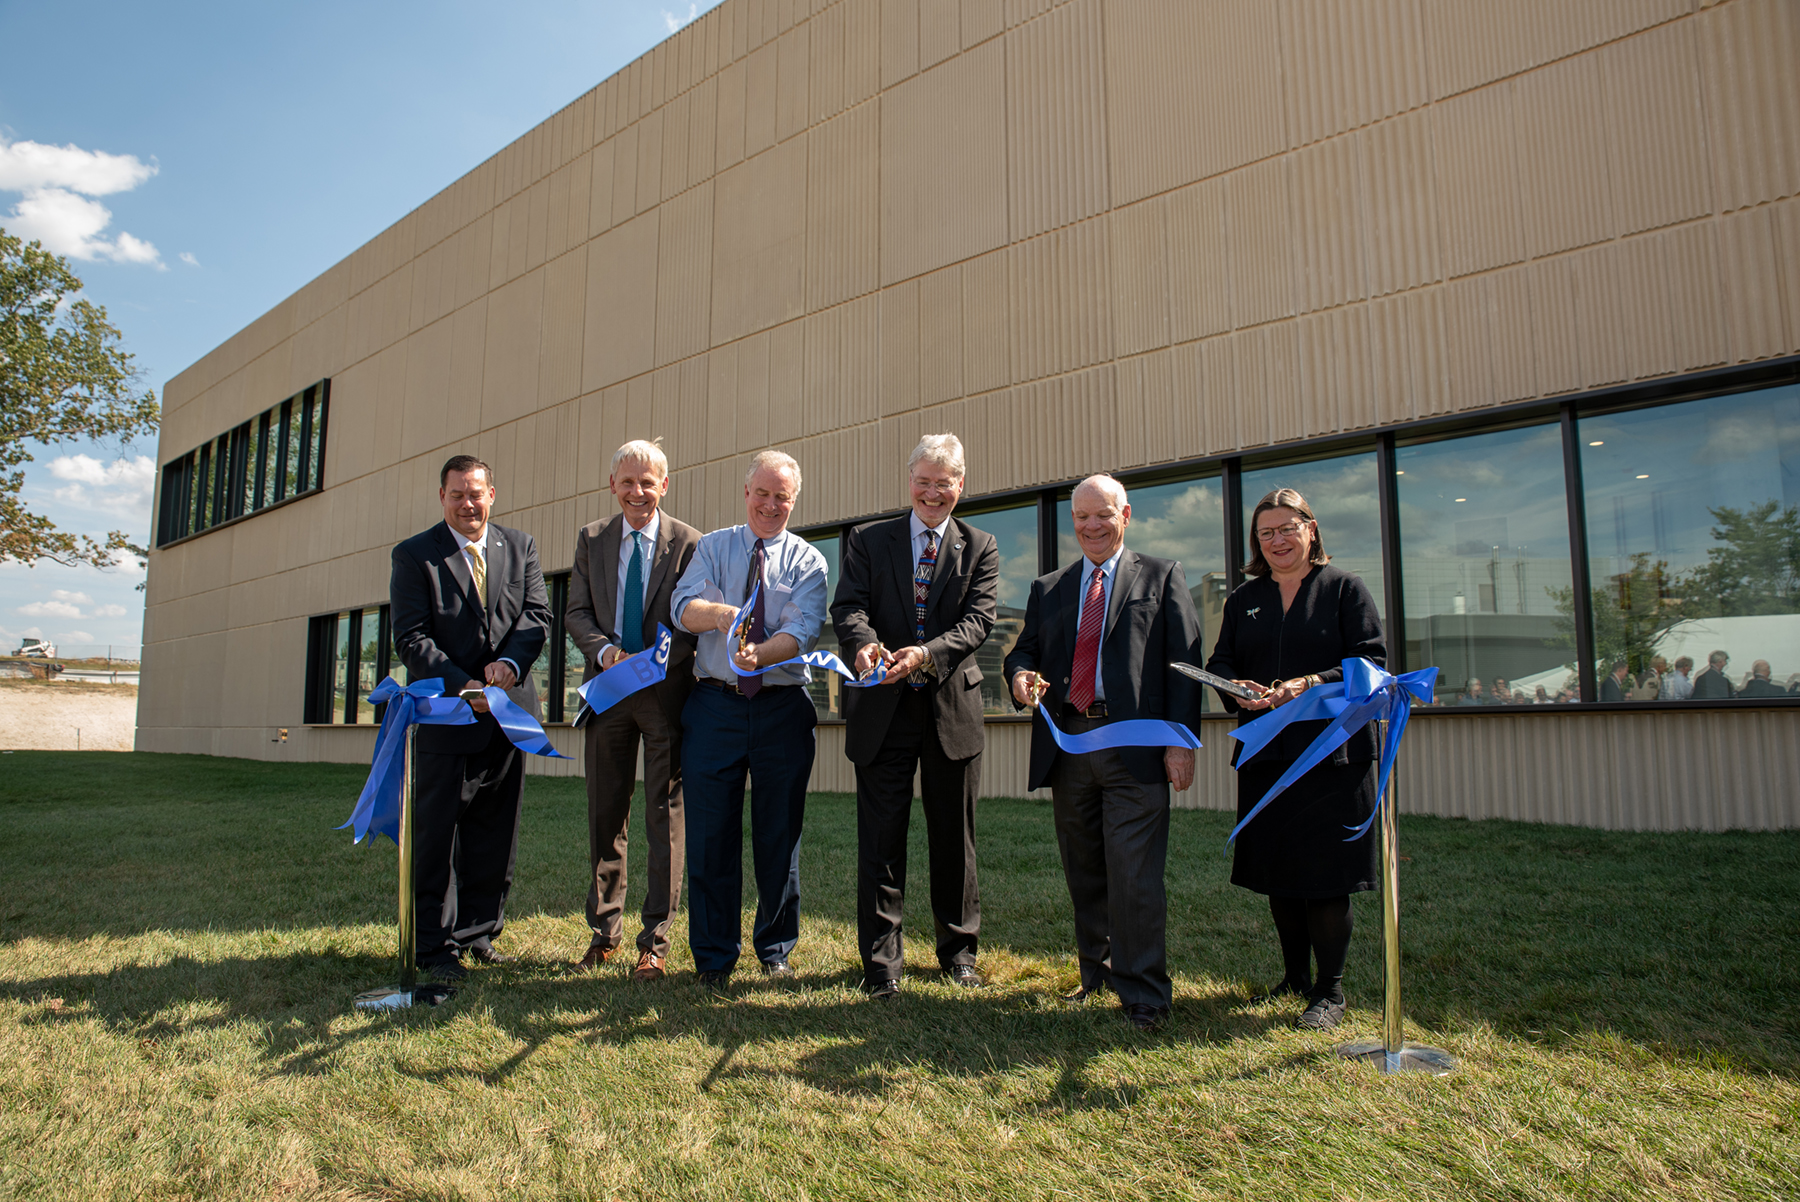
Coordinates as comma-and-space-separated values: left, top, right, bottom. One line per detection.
468, 543, 487, 606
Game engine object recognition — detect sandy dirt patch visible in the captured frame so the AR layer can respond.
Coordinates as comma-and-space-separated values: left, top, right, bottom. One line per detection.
0, 681, 138, 751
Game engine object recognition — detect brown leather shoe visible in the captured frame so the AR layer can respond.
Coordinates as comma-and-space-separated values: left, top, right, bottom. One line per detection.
631, 951, 666, 982
572, 943, 619, 971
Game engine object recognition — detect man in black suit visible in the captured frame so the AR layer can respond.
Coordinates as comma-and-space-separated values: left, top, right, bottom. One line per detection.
831, 434, 1000, 1000
564, 438, 700, 981
390, 454, 549, 981
1003, 474, 1201, 1030
1692, 649, 1734, 699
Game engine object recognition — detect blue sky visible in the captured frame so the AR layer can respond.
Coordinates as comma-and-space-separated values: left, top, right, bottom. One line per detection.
0, 0, 720, 656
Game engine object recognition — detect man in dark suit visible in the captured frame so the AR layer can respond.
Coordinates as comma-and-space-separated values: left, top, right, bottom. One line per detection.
1003, 474, 1201, 1030
564, 438, 700, 981
390, 454, 549, 981
831, 434, 1000, 1000
1692, 649, 1734, 699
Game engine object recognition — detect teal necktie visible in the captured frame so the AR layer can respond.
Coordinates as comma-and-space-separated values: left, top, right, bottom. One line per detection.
621, 531, 645, 654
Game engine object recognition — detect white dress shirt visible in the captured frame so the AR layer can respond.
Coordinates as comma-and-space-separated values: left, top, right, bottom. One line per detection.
608, 510, 661, 663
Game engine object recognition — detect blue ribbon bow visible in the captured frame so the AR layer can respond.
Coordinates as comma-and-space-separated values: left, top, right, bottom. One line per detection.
1035, 703, 1202, 754
341, 674, 569, 845
1224, 658, 1437, 850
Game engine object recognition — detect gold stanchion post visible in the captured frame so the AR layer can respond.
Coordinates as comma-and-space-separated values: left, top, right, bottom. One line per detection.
355, 723, 453, 1010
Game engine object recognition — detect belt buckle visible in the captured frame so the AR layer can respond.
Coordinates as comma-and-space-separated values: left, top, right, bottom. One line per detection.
1084, 701, 1108, 719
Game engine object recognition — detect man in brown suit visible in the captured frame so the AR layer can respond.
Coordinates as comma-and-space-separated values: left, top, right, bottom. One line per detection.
564, 438, 700, 980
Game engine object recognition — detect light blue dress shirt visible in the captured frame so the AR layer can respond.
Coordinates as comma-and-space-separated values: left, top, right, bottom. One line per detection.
671, 524, 829, 687
1074, 546, 1124, 702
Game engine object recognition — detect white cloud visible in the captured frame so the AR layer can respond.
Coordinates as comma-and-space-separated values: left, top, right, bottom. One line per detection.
18, 600, 83, 619
92, 604, 127, 618
663, 3, 698, 33
0, 624, 46, 642
0, 137, 162, 266
45, 454, 156, 522
179, 251, 199, 266
50, 589, 95, 606
63, 631, 95, 644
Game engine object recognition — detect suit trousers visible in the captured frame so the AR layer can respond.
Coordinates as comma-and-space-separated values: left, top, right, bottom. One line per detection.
412, 713, 525, 966
855, 688, 981, 983
1049, 719, 1173, 1011
681, 682, 816, 974
584, 688, 685, 958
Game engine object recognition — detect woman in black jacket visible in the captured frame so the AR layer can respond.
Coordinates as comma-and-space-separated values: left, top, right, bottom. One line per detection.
1204, 488, 1385, 1030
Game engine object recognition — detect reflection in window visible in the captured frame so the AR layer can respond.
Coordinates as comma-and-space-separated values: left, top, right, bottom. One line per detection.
154, 380, 328, 545
330, 615, 351, 724
1580, 385, 1800, 702
962, 503, 1039, 716
805, 533, 842, 719
1060, 476, 1227, 711
562, 630, 586, 721
354, 606, 384, 724
284, 400, 304, 499
1398, 425, 1576, 706
1241, 453, 1386, 619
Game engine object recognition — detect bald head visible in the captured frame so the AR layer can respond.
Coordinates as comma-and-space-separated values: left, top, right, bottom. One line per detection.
1069, 474, 1130, 565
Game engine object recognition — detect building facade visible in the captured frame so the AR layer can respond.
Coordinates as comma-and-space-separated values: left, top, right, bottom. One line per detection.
141, 0, 1800, 830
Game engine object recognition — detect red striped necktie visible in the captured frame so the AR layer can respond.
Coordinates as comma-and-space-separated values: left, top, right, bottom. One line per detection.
1067, 566, 1106, 713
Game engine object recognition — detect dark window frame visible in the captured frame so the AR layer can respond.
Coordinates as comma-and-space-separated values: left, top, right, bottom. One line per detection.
155, 379, 330, 549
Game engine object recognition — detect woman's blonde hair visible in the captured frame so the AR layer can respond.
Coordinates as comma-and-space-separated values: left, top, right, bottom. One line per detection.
1243, 487, 1330, 577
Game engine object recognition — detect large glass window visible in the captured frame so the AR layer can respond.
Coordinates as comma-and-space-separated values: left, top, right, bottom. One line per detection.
330, 615, 351, 724
1397, 424, 1576, 706
804, 533, 843, 719
1241, 452, 1386, 618
154, 380, 330, 546
1580, 385, 1800, 702
961, 502, 1040, 715
1059, 475, 1228, 710
353, 606, 384, 724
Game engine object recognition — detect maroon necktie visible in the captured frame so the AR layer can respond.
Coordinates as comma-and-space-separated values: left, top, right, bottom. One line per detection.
739, 538, 767, 698
1067, 566, 1106, 713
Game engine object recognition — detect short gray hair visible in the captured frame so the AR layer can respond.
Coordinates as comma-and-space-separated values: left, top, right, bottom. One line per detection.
746, 448, 802, 493
610, 438, 668, 478
1072, 473, 1127, 510
908, 433, 965, 479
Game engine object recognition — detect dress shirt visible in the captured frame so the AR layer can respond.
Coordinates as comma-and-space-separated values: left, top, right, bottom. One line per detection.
908, 511, 953, 640
1074, 546, 1124, 703
1659, 670, 1693, 701
607, 510, 661, 663
671, 524, 828, 687
451, 524, 519, 679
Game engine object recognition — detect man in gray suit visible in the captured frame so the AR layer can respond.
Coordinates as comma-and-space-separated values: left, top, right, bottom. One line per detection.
1003, 474, 1201, 1030
564, 438, 700, 981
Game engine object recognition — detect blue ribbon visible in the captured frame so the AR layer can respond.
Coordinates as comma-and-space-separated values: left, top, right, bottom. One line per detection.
1035, 702, 1202, 754
1224, 658, 1437, 850
341, 673, 569, 846
724, 581, 892, 687
576, 624, 675, 719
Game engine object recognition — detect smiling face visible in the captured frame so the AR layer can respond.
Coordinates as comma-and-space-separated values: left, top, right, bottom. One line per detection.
909, 460, 964, 528
744, 464, 799, 540
440, 467, 494, 539
1070, 481, 1130, 565
610, 457, 668, 530
1254, 505, 1317, 579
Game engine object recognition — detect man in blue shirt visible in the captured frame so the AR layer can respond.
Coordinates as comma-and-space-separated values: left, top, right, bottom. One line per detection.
670, 449, 829, 991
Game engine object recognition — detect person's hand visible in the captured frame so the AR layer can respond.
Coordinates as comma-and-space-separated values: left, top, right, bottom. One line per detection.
854, 643, 890, 676
1263, 677, 1310, 708
888, 645, 929, 680
1164, 746, 1195, 791
467, 691, 491, 714
1235, 680, 1276, 710
485, 661, 517, 690
1012, 670, 1047, 708
599, 645, 625, 670
732, 641, 761, 673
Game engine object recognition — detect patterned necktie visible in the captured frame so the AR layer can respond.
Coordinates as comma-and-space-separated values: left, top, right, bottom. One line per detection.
911, 531, 937, 689
467, 541, 487, 607
739, 537, 767, 698
620, 531, 645, 654
1067, 566, 1106, 713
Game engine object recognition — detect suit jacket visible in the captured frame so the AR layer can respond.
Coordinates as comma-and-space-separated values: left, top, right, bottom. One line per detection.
1002, 548, 1202, 791
831, 514, 1000, 764
391, 521, 550, 753
564, 510, 701, 724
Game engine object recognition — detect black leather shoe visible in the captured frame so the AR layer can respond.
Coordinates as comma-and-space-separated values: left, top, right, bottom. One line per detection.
1295, 995, 1346, 1030
468, 945, 514, 966
696, 969, 732, 996
1061, 982, 1105, 1004
1122, 1003, 1170, 1032
945, 964, 983, 988
1249, 977, 1309, 1004
422, 958, 467, 984
760, 958, 795, 979
865, 978, 901, 1002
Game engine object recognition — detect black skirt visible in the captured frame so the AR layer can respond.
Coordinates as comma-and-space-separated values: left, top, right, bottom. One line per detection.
1231, 756, 1380, 898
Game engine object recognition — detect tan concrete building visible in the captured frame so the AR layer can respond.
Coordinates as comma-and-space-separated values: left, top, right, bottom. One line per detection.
141, 0, 1800, 831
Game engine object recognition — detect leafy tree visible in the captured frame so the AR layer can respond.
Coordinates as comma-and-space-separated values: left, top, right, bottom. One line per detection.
1676, 501, 1800, 618
1, 228, 160, 570
1548, 551, 1684, 678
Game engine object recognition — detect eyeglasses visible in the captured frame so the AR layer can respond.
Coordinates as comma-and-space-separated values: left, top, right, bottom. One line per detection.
1255, 520, 1311, 542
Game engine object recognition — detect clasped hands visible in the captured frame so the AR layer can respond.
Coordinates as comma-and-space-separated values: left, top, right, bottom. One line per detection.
853, 641, 930, 682
464, 660, 518, 713
1010, 669, 1195, 791
1234, 676, 1311, 711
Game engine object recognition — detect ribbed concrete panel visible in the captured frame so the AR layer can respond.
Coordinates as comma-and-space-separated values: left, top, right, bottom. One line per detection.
1005, 0, 1066, 28
581, 212, 659, 393
918, 266, 965, 405
1297, 303, 1374, 435
689, 76, 718, 187
735, 330, 772, 452
744, 42, 779, 158
806, 101, 881, 310
882, 0, 920, 86
610, 124, 640, 221
1526, 256, 1581, 397
767, 318, 806, 444
1775, 197, 1800, 355
706, 345, 738, 462
545, 161, 574, 266
1600, 21, 1711, 237
1109, 199, 1170, 357
1361, 108, 1441, 297
809, 0, 879, 120
1233, 323, 1301, 447
587, 139, 617, 236
654, 181, 716, 366
480, 268, 545, 430
776, 25, 811, 142
1484, 263, 1538, 403
961, 250, 1012, 394
1172, 335, 1236, 460
1715, 207, 1788, 364
1104, 0, 1288, 206
1516, 55, 1617, 258
1166, 178, 1231, 343
565, 152, 592, 252
1421, 0, 1687, 102
1009, 218, 1114, 384
715, 60, 748, 172
880, 42, 1009, 285
1367, 284, 1449, 425
1659, 221, 1729, 373
1613, 233, 1677, 383
1292, 136, 1369, 315
803, 294, 880, 435
659, 91, 692, 201
963, 0, 1004, 47
1006, 0, 1109, 240
1282, 0, 1428, 146
1433, 83, 1525, 278
880, 278, 920, 415
1697, 0, 1800, 212
635, 108, 666, 214
1440, 275, 1494, 411
1224, 157, 1297, 329
711, 139, 808, 344
919, 0, 960, 68
1571, 243, 1631, 388
538, 249, 588, 407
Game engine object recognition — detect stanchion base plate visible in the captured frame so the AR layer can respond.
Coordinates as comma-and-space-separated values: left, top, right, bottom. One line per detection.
353, 984, 456, 1011
1336, 1040, 1456, 1075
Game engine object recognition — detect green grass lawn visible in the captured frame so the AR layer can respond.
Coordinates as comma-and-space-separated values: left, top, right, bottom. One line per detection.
1, 751, 1796, 1201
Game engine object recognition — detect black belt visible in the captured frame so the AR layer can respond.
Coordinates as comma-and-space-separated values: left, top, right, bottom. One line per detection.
698, 677, 796, 696
1061, 700, 1108, 722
